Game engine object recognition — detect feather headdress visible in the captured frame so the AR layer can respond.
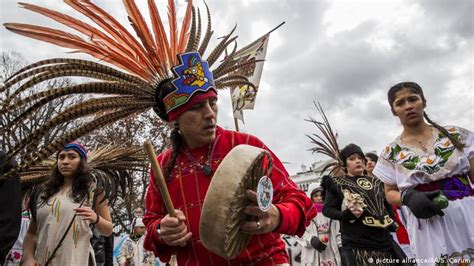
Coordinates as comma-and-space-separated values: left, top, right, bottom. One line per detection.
1, 1, 260, 179
306, 102, 344, 176
20, 144, 148, 204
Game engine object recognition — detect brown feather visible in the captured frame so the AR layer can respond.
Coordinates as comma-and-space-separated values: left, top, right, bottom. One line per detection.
2, 82, 152, 121
214, 80, 256, 90
193, 8, 202, 52
3, 62, 146, 91
212, 42, 239, 76
5, 68, 142, 103
206, 25, 237, 67
198, 2, 213, 55
19, 107, 146, 170
306, 102, 344, 175
207, 35, 238, 67
4, 58, 146, 87
19, 144, 147, 204
214, 59, 265, 79
9, 97, 154, 159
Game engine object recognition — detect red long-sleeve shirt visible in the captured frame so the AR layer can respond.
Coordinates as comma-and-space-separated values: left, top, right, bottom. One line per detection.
143, 126, 316, 265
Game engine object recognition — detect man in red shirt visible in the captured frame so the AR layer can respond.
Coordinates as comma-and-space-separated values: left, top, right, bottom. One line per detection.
143, 52, 316, 265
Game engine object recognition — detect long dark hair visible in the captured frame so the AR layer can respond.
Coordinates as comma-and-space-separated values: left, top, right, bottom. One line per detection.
30, 156, 93, 220
388, 82, 464, 151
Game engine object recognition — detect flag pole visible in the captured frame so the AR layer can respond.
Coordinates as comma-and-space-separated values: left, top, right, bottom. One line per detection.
234, 22, 286, 53
234, 117, 240, 132
267, 21, 285, 34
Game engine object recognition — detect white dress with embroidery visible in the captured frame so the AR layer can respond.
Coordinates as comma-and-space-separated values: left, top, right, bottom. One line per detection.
5, 211, 30, 265
35, 190, 95, 265
297, 212, 342, 266
374, 126, 474, 264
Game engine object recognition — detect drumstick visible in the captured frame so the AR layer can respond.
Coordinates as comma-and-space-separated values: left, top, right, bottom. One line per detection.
144, 140, 176, 217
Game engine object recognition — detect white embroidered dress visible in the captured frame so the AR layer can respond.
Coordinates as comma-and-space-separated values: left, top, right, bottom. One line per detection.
298, 213, 342, 266
374, 126, 474, 264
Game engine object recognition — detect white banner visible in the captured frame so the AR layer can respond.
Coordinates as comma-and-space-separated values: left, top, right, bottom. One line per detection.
230, 34, 270, 122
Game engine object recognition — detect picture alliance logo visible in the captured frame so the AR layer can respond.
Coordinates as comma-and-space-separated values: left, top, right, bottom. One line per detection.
368, 257, 472, 265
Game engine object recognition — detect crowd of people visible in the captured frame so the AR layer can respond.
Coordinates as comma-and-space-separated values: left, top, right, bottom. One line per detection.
1, 80, 472, 265
0, 0, 472, 265
292, 82, 473, 266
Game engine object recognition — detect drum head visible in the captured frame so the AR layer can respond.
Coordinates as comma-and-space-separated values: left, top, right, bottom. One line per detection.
199, 144, 272, 259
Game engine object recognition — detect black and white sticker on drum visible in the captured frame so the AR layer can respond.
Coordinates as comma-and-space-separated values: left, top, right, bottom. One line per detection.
257, 176, 273, 211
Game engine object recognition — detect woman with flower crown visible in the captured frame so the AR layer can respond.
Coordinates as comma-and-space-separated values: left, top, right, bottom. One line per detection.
373, 82, 474, 265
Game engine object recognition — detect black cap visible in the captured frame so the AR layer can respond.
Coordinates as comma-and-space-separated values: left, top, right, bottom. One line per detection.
340, 143, 365, 165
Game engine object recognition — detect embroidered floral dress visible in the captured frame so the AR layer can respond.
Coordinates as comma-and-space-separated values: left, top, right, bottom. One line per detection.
34, 189, 95, 265
5, 211, 30, 265
374, 126, 474, 264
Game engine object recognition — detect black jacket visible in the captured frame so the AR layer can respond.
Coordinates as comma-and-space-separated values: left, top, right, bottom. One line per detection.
322, 175, 393, 251
0, 151, 21, 264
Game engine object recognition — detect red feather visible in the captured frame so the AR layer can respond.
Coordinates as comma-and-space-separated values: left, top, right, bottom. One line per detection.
4, 23, 148, 79
148, 0, 172, 73
64, 0, 155, 78
122, 0, 162, 75
168, 0, 178, 65
19, 3, 138, 69
177, 0, 193, 53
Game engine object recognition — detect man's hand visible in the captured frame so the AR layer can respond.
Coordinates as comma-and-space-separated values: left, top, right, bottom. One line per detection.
158, 210, 192, 247
240, 190, 281, 234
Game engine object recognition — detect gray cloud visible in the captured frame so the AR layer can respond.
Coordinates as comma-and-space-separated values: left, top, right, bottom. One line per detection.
1, 0, 472, 174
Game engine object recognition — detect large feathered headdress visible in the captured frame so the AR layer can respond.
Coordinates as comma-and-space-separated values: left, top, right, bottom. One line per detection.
21, 143, 148, 204
1, 0, 259, 179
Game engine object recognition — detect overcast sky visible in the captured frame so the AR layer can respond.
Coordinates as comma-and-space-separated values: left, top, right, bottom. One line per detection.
1, 0, 472, 175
